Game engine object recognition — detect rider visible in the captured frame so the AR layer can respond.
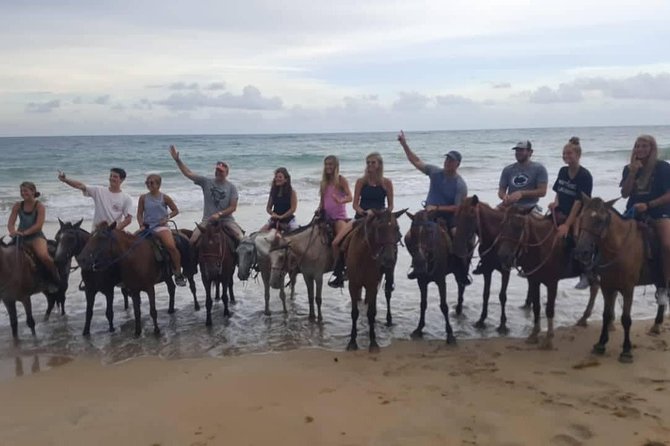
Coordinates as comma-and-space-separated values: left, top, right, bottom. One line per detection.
328, 152, 394, 288
397, 130, 470, 285
260, 167, 298, 232
620, 134, 670, 305
548, 137, 594, 289
498, 140, 548, 211
58, 168, 133, 230
6, 181, 61, 291
136, 173, 186, 286
169, 145, 244, 246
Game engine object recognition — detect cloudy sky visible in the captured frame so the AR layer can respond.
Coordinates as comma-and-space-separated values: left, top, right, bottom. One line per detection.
1, 0, 669, 136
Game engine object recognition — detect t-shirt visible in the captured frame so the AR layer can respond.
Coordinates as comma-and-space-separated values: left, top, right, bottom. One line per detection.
422, 164, 467, 207
552, 166, 593, 216
499, 161, 548, 209
193, 176, 238, 222
620, 160, 670, 219
84, 186, 133, 229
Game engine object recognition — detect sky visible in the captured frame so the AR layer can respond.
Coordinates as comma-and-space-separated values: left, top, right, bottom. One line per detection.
1, 0, 669, 136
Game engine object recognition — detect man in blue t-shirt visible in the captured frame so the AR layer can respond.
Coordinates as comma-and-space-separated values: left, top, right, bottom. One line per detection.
498, 140, 548, 211
398, 131, 470, 285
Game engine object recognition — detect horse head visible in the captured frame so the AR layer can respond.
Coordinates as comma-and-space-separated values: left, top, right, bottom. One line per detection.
198, 221, 230, 273
236, 233, 259, 281
452, 195, 479, 259
407, 210, 445, 277
574, 196, 616, 269
363, 209, 405, 270
268, 236, 292, 289
495, 208, 527, 271
54, 218, 88, 264
76, 221, 118, 272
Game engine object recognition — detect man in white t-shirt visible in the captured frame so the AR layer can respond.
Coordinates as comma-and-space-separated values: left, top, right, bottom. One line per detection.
58, 168, 133, 230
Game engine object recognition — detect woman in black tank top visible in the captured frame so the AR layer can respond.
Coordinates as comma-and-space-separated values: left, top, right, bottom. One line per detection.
261, 167, 298, 232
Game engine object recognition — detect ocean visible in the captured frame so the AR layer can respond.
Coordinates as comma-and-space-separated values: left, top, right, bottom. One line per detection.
1, 126, 669, 368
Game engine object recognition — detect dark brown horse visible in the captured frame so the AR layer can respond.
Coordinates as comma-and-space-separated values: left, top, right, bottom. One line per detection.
197, 221, 236, 326
406, 210, 463, 343
495, 209, 601, 349
452, 196, 516, 333
574, 196, 665, 362
76, 222, 176, 336
345, 209, 405, 352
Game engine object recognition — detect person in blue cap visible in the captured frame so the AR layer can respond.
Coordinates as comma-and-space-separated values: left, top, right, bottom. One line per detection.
398, 130, 470, 284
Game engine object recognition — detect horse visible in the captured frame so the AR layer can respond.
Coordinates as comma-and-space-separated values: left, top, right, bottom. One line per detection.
345, 209, 405, 352
197, 221, 236, 326
237, 229, 297, 315
573, 196, 666, 363
0, 238, 56, 337
268, 220, 333, 322
495, 209, 601, 349
76, 221, 177, 336
452, 196, 517, 333
406, 210, 463, 343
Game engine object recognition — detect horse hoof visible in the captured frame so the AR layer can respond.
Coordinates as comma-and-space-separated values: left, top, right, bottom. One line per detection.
134, 330, 142, 337
206, 319, 212, 327
194, 304, 200, 312
82, 330, 90, 337
369, 343, 380, 354
108, 327, 115, 333
576, 318, 588, 327
474, 320, 486, 329
410, 330, 423, 339
264, 310, 271, 316
520, 303, 531, 311
496, 325, 509, 335
649, 324, 662, 335
154, 328, 161, 335
618, 352, 633, 363
224, 311, 231, 318
346, 341, 358, 351
386, 319, 393, 328
592, 344, 606, 355
167, 308, 175, 315
446, 335, 457, 345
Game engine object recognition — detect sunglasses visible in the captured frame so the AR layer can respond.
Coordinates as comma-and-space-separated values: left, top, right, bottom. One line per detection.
145, 180, 157, 185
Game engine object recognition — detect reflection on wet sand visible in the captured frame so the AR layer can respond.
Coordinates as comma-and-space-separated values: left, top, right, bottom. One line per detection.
0, 354, 73, 381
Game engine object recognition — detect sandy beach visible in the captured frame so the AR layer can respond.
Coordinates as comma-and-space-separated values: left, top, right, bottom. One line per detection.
1, 321, 668, 446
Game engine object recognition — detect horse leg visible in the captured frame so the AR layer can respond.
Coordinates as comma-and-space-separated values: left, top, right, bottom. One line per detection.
147, 288, 160, 334
541, 281, 558, 350
593, 289, 616, 355
347, 284, 361, 351
261, 269, 272, 315
222, 279, 231, 318
577, 282, 599, 327
131, 292, 142, 336
104, 289, 115, 332
304, 275, 316, 322
497, 269, 510, 334
455, 282, 464, 316
384, 270, 394, 326
83, 288, 96, 336
3, 299, 19, 338
204, 277, 213, 327
526, 280, 541, 344
439, 278, 456, 344
122, 287, 129, 311
411, 279, 429, 339
650, 304, 665, 334
619, 289, 634, 363
215, 282, 220, 301
475, 270, 492, 328
165, 277, 176, 315
315, 277, 323, 323
228, 281, 235, 304
289, 270, 297, 300
188, 275, 200, 311
367, 286, 379, 353
44, 293, 55, 321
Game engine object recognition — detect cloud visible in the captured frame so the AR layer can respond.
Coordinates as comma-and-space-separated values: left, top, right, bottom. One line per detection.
25, 99, 60, 113
392, 91, 430, 111
205, 82, 226, 90
435, 94, 475, 106
93, 95, 110, 105
527, 84, 583, 103
155, 85, 283, 111
493, 82, 511, 89
574, 72, 670, 100
169, 82, 200, 90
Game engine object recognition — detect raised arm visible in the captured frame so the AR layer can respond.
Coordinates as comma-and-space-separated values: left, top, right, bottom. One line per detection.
170, 145, 199, 181
397, 130, 427, 172
58, 171, 87, 192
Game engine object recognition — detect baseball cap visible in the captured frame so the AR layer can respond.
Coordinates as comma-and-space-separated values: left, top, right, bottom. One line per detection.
215, 161, 229, 172
512, 140, 532, 150
444, 150, 462, 163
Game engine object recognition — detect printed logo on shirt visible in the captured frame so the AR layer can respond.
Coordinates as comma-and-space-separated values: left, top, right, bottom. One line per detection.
512, 173, 530, 188
112, 204, 122, 212
211, 187, 227, 207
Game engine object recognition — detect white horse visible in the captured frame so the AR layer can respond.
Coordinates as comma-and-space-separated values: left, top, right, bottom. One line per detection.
237, 229, 297, 315
268, 222, 334, 322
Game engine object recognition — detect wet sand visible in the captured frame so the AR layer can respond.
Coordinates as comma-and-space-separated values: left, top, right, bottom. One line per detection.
1, 322, 669, 446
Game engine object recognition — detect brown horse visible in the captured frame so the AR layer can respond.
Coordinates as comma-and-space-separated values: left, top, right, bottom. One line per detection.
76, 222, 176, 336
345, 209, 405, 352
197, 221, 236, 326
452, 196, 517, 333
495, 209, 601, 349
406, 210, 463, 343
574, 196, 666, 362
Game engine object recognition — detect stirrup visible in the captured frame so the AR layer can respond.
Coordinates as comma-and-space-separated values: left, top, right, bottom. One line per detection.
472, 262, 484, 275
328, 274, 345, 289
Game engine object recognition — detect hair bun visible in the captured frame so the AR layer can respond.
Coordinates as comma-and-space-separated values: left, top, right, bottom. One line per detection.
34, 191, 41, 198
569, 136, 580, 145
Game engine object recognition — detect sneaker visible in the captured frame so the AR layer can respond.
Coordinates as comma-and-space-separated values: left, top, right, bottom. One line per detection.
472, 262, 484, 275
574, 274, 590, 290
407, 269, 418, 280
328, 274, 345, 289
175, 274, 187, 287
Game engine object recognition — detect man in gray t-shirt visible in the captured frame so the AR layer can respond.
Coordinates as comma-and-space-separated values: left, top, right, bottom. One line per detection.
170, 145, 244, 244
498, 140, 548, 210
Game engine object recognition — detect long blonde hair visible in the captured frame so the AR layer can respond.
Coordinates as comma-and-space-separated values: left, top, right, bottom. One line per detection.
320, 155, 342, 195
631, 134, 658, 191
363, 152, 384, 185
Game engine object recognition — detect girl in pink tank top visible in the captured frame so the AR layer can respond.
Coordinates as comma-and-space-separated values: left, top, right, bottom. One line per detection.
318, 155, 352, 223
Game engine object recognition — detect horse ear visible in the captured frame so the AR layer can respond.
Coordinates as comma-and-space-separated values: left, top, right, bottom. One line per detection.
75, 218, 83, 229
471, 195, 479, 206
109, 221, 118, 230
58, 218, 65, 228
580, 193, 591, 206
393, 208, 408, 219
195, 222, 206, 233
407, 211, 415, 221
605, 198, 619, 209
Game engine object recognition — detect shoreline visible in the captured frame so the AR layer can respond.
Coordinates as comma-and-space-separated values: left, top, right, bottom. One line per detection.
1, 321, 668, 445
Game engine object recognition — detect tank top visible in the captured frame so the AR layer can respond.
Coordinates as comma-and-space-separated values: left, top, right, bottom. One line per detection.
143, 193, 169, 228
323, 184, 348, 220
271, 190, 292, 216
17, 201, 46, 240
359, 183, 387, 211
